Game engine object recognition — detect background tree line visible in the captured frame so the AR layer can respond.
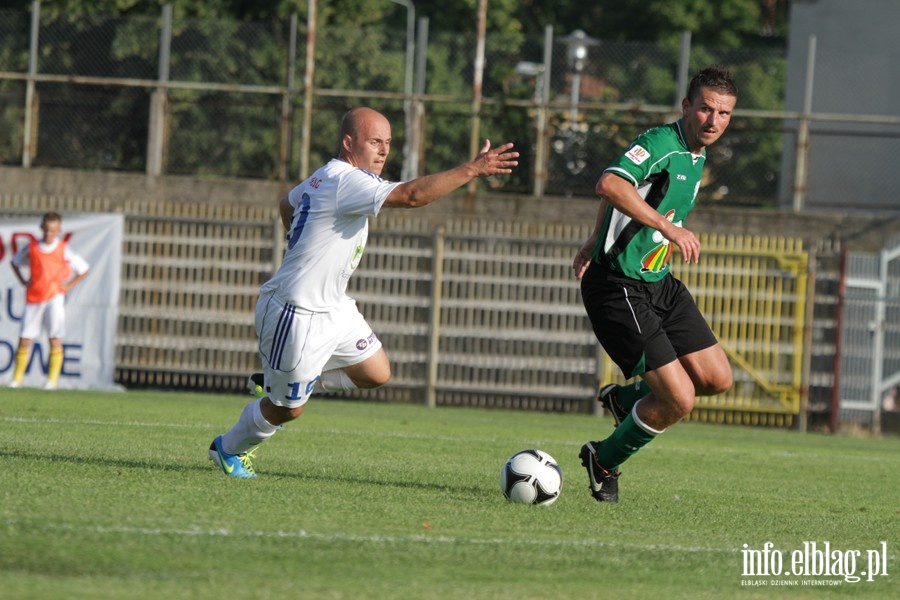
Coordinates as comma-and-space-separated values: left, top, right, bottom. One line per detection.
0, 0, 789, 203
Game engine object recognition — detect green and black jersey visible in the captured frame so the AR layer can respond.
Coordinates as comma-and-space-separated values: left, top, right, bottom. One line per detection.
590, 120, 705, 282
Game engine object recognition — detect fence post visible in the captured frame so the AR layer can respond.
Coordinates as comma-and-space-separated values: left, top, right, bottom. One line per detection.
465, 0, 487, 200
532, 25, 553, 198
147, 4, 172, 177
299, 0, 317, 180
390, 0, 416, 182
407, 16, 429, 180
871, 246, 888, 434
21, 0, 40, 168
830, 246, 846, 434
798, 249, 817, 433
674, 31, 691, 111
792, 35, 816, 212
278, 13, 297, 182
425, 225, 445, 408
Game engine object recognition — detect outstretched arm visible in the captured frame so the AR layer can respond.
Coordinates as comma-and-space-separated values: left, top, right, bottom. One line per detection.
382, 140, 518, 209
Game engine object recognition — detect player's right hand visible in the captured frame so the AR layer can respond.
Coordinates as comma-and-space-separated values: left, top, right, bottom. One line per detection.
666, 226, 701, 263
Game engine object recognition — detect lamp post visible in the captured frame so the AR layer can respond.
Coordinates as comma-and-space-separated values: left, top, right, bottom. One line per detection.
557, 29, 599, 125
552, 29, 599, 180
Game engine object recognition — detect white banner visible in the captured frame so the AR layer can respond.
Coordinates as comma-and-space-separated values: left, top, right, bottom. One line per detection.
1, 213, 123, 390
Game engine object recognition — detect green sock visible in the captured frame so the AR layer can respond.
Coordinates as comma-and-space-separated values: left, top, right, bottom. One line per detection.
616, 380, 651, 413
595, 410, 661, 471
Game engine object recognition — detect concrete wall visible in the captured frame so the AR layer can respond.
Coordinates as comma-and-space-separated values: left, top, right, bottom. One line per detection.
2, 165, 898, 252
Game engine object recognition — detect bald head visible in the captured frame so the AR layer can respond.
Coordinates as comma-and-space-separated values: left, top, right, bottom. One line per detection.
340, 107, 385, 138
338, 107, 393, 175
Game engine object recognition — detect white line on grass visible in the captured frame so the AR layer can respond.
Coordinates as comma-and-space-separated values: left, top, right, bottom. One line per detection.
2, 518, 736, 555
1, 416, 204, 429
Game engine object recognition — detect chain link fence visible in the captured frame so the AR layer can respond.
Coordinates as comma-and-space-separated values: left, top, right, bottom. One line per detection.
4, 4, 879, 209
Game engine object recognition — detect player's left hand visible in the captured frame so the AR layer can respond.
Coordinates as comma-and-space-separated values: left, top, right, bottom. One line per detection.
572, 237, 595, 279
472, 140, 519, 177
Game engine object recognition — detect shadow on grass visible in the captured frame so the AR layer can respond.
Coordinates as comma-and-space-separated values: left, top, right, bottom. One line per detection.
0, 449, 488, 497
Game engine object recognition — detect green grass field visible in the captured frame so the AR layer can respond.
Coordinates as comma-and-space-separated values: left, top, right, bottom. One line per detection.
1, 388, 897, 599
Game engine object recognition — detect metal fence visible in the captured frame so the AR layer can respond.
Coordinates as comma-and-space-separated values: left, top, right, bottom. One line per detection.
2, 197, 826, 429
3, 4, 900, 210
7, 195, 899, 432
835, 236, 900, 433
3, 5, 899, 432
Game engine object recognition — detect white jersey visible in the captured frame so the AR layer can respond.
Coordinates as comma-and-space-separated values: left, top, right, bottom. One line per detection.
261, 158, 401, 311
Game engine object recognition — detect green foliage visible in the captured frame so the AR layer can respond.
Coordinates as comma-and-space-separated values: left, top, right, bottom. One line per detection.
517, 0, 777, 48
1, 388, 898, 599
0, 0, 789, 203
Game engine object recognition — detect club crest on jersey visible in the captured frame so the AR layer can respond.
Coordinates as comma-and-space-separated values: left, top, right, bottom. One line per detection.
349, 242, 365, 270
625, 145, 650, 165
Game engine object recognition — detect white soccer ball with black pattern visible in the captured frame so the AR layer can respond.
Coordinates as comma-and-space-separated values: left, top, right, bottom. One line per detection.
499, 449, 562, 506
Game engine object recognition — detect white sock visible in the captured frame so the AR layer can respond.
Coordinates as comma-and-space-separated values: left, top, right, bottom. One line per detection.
313, 369, 358, 393
221, 399, 279, 455
631, 398, 667, 435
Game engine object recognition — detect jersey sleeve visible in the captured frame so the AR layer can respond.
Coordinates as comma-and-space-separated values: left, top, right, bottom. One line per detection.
336, 168, 401, 217
602, 130, 658, 187
64, 247, 90, 274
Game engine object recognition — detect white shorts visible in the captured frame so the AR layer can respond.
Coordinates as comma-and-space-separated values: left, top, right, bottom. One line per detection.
20, 294, 67, 340
255, 291, 382, 408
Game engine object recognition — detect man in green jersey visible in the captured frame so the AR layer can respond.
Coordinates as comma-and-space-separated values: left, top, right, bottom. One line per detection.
572, 66, 737, 502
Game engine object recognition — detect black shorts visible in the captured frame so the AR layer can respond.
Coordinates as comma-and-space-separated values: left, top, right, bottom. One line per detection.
580, 262, 718, 378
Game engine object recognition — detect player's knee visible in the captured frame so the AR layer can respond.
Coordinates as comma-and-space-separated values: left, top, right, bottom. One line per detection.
693, 365, 733, 397
704, 369, 733, 396
375, 369, 392, 387
675, 393, 695, 417
356, 367, 391, 389
261, 398, 304, 426
715, 369, 733, 395
346, 350, 392, 389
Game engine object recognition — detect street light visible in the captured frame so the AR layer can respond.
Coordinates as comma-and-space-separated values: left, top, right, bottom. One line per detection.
553, 30, 599, 179
557, 29, 599, 124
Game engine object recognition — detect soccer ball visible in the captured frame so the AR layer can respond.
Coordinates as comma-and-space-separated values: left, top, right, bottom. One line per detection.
499, 449, 562, 506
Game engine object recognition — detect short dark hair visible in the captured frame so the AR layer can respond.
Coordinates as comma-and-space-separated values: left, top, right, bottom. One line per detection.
686, 65, 737, 102
41, 212, 62, 227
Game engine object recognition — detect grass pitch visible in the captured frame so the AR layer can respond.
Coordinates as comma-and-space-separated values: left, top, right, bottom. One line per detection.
1, 387, 897, 599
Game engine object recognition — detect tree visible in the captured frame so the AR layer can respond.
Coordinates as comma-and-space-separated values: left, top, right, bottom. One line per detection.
0, 0, 789, 203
